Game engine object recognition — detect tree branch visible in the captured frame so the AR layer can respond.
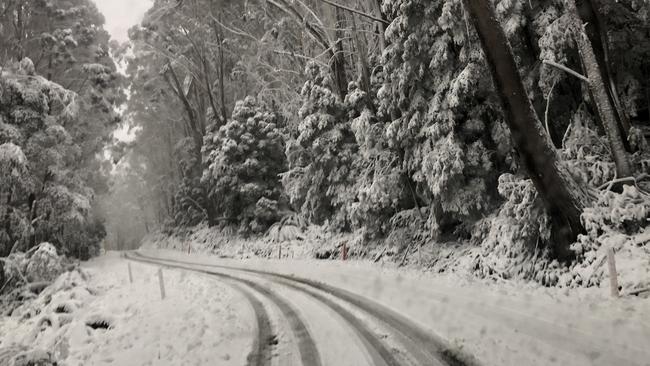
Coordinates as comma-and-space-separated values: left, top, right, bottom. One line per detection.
313, 0, 390, 24
543, 59, 590, 83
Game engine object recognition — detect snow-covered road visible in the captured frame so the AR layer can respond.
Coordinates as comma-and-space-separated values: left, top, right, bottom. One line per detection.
132, 249, 650, 366
5, 249, 647, 365
127, 251, 470, 366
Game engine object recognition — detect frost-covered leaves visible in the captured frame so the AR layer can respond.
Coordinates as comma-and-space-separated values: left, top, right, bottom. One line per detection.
472, 174, 552, 282
378, 0, 502, 238
283, 63, 364, 231
567, 186, 650, 290
581, 186, 650, 242
1, 243, 65, 295
0, 142, 27, 170
24, 243, 64, 283
202, 97, 286, 233
0, 72, 101, 258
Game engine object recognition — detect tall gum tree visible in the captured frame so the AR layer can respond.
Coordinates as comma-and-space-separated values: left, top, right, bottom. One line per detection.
462, 0, 593, 258
564, 0, 633, 178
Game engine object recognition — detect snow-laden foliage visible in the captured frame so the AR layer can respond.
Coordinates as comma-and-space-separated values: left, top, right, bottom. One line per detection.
472, 174, 554, 283
566, 186, 650, 290
0, 70, 103, 259
379, 0, 505, 239
0, 267, 92, 364
561, 111, 617, 187
0, 142, 27, 171
202, 97, 286, 233
1, 243, 66, 296
282, 62, 357, 229
106, 0, 650, 291
23, 243, 64, 283
346, 81, 410, 238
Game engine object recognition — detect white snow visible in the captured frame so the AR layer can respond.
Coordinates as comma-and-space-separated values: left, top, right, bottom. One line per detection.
0, 252, 254, 365
3, 248, 649, 366
0, 142, 26, 167
141, 249, 650, 366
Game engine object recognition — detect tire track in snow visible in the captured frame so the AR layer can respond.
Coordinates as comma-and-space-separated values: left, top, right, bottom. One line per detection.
131, 252, 479, 366
228, 283, 274, 366
271, 277, 402, 366
125, 253, 322, 366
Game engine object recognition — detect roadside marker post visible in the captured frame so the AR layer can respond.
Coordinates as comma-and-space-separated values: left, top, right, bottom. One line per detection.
128, 262, 133, 283
607, 247, 619, 298
341, 242, 348, 261
278, 245, 282, 259
158, 268, 166, 300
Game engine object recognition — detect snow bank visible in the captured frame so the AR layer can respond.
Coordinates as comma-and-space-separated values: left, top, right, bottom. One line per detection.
141, 177, 650, 294
140, 223, 356, 261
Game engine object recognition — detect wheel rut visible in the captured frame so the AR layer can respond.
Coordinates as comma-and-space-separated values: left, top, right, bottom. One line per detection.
128, 252, 480, 366
126, 254, 320, 366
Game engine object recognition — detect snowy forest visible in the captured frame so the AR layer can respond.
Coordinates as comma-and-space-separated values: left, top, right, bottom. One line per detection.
1, 0, 650, 293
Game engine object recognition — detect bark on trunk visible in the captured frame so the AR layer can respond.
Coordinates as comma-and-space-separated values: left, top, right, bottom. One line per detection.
565, 0, 633, 178
368, 0, 386, 52
463, 0, 590, 259
332, 7, 349, 99
575, 0, 631, 147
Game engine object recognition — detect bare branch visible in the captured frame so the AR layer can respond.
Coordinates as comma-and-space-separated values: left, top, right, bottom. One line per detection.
313, 0, 390, 25
210, 15, 259, 42
544, 79, 557, 141
543, 59, 589, 83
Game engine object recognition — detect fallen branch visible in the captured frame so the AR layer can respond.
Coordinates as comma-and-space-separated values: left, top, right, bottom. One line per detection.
399, 242, 414, 267
373, 245, 387, 263
598, 173, 650, 192
543, 59, 589, 83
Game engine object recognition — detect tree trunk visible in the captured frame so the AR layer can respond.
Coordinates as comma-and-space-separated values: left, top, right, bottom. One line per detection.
271, 0, 348, 98
2, 189, 13, 257
367, 0, 385, 52
331, 7, 349, 99
575, 0, 631, 147
565, 0, 633, 177
164, 63, 203, 158
463, 0, 590, 259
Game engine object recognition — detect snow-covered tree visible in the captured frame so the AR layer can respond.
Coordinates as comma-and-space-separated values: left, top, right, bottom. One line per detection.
201, 97, 286, 233
0, 70, 102, 259
378, 0, 505, 239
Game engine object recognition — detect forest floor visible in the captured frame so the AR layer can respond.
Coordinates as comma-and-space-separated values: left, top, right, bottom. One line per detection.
3, 248, 649, 366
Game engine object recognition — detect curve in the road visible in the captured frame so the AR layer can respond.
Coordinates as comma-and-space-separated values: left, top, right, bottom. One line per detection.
268, 276, 402, 366
227, 283, 273, 366
130, 252, 480, 366
126, 253, 322, 366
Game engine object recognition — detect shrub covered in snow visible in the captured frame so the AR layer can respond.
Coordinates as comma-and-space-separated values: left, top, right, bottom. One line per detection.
471, 174, 554, 283
566, 186, 650, 291
1, 243, 67, 299
282, 61, 357, 229
201, 97, 286, 233
24, 243, 64, 283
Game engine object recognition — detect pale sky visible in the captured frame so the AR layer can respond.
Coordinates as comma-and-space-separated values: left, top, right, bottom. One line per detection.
93, 0, 153, 42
